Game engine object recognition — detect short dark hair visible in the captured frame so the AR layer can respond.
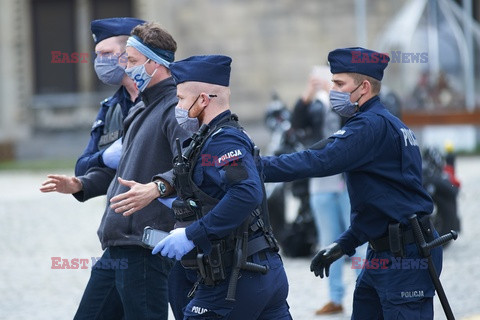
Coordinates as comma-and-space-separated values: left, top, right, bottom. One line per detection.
131, 22, 177, 53
348, 73, 381, 95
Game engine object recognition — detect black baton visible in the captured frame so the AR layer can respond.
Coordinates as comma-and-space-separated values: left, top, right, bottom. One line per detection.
409, 214, 457, 320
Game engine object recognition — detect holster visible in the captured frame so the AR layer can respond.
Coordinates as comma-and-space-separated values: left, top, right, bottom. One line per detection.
180, 241, 233, 286
388, 223, 404, 257
371, 215, 434, 255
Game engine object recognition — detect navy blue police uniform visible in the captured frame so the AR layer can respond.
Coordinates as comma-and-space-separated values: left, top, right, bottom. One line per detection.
76, 87, 141, 175
260, 48, 442, 319
75, 17, 144, 176
162, 56, 292, 320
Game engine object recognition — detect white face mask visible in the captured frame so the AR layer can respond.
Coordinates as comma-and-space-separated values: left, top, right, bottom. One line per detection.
94, 52, 126, 86
174, 95, 201, 134
124, 59, 157, 92
175, 106, 200, 134
329, 83, 363, 117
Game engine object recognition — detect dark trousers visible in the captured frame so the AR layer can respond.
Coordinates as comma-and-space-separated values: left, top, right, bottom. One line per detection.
183, 251, 292, 320
74, 246, 174, 320
352, 240, 443, 320
168, 261, 198, 319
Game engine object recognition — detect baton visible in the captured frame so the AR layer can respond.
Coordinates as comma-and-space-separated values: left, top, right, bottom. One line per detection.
409, 214, 457, 320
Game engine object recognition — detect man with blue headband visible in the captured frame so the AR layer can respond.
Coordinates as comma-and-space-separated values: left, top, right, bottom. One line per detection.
41, 23, 189, 319
259, 47, 445, 319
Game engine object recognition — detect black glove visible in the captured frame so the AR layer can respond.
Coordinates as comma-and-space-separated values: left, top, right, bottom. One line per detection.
310, 242, 344, 278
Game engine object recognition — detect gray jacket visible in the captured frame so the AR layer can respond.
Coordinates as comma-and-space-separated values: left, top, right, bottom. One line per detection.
74, 77, 189, 249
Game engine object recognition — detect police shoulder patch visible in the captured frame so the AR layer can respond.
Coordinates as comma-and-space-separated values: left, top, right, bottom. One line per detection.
215, 148, 245, 167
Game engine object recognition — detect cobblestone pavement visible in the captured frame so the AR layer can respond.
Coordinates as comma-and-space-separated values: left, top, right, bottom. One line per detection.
1, 156, 479, 319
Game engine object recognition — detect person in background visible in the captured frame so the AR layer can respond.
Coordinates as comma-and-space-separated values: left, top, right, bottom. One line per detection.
291, 65, 366, 315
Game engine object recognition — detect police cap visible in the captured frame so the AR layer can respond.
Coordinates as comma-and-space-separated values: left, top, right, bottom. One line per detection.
169, 55, 232, 87
328, 47, 390, 81
91, 17, 145, 44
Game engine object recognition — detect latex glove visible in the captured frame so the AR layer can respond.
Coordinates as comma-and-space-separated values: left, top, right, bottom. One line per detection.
310, 242, 344, 278
152, 228, 195, 260
102, 138, 122, 169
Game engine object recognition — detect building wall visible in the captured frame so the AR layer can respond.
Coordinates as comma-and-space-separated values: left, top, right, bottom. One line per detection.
136, 0, 406, 120
0, 0, 32, 143
0, 0, 409, 148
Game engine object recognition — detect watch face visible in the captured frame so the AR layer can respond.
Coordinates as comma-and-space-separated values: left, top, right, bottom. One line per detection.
157, 181, 166, 194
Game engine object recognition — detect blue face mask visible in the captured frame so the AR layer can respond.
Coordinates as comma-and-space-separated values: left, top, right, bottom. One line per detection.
125, 59, 157, 92
175, 95, 201, 134
94, 52, 126, 86
329, 83, 363, 118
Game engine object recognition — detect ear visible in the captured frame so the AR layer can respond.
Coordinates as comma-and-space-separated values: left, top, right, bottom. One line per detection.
199, 93, 211, 107
361, 80, 371, 94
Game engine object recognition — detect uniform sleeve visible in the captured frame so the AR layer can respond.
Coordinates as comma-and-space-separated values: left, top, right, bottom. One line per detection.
75, 109, 106, 176
185, 130, 263, 253
261, 115, 377, 183
336, 225, 369, 256
75, 141, 106, 176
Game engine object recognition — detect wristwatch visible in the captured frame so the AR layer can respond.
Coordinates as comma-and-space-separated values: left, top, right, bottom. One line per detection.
154, 180, 168, 197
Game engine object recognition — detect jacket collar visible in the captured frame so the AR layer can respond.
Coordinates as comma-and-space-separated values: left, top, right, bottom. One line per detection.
358, 95, 381, 113
140, 77, 176, 107
207, 110, 231, 127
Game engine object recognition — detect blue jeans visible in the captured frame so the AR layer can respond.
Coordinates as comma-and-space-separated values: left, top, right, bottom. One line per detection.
74, 246, 174, 320
310, 190, 366, 305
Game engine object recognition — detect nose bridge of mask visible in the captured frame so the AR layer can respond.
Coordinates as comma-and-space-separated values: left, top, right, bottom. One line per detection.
94, 55, 126, 86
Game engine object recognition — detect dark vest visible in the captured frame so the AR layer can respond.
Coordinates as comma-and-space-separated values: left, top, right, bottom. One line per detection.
172, 114, 278, 285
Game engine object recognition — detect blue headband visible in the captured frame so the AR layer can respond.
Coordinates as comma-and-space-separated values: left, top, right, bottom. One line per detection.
126, 35, 174, 68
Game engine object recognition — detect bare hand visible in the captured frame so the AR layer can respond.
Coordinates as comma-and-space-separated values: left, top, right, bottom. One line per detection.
40, 174, 83, 194
110, 177, 159, 216
302, 75, 324, 104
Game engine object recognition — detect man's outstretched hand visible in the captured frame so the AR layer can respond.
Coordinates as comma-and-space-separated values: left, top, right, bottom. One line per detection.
40, 174, 83, 194
310, 242, 344, 278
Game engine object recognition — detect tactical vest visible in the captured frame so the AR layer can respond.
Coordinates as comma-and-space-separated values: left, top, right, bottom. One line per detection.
98, 102, 124, 150
172, 114, 278, 286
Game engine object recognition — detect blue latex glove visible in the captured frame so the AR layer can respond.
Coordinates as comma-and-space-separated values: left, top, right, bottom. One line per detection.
152, 228, 195, 260
102, 138, 122, 169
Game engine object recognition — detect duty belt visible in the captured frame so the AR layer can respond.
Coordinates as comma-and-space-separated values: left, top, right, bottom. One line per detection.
369, 228, 416, 252
369, 215, 433, 256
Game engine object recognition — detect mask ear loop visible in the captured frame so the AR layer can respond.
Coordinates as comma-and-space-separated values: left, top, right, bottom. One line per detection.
352, 82, 365, 107
189, 94, 217, 118
187, 95, 201, 118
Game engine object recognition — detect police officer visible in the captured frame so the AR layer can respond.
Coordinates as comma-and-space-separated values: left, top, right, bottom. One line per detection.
151, 55, 292, 319
75, 17, 144, 176
260, 47, 442, 319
